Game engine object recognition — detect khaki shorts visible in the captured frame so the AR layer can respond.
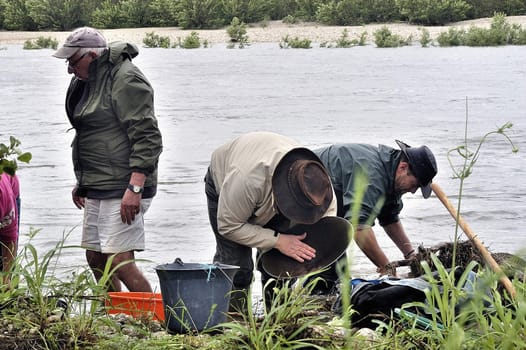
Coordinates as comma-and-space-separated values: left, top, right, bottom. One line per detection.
81, 198, 152, 254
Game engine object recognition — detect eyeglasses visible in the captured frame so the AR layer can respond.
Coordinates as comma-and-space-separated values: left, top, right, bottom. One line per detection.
67, 52, 89, 69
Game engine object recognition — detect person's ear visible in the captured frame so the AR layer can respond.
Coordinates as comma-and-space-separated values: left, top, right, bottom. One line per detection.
398, 161, 409, 171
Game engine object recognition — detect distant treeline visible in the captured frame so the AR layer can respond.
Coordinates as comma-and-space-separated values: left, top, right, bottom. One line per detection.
1, 0, 525, 31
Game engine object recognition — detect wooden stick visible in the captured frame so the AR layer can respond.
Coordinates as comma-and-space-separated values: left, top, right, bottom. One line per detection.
431, 183, 516, 299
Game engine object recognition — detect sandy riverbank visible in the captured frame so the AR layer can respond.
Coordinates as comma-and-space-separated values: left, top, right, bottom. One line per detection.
1, 16, 526, 46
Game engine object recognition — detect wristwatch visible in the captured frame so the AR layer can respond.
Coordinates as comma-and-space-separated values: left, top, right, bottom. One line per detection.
127, 184, 144, 194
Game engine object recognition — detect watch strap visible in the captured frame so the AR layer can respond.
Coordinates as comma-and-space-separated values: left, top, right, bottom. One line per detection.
127, 184, 144, 193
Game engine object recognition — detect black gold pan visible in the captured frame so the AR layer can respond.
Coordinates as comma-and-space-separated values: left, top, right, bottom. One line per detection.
260, 216, 351, 279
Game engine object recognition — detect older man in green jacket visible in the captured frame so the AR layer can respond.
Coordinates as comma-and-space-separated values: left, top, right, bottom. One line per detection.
54, 27, 163, 292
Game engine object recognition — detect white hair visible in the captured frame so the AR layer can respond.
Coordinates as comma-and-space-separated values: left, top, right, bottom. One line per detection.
76, 47, 106, 57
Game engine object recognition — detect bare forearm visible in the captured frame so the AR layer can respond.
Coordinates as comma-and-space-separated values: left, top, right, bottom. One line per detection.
354, 227, 390, 268
383, 221, 414, 258
129, 172, 146, 187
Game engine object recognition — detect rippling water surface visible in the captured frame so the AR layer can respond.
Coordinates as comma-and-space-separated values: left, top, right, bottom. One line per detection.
1, 43, 525, 292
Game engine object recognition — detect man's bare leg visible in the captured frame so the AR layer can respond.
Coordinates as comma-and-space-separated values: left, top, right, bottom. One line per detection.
111, 251, 152, 292
86, 250, 122, 291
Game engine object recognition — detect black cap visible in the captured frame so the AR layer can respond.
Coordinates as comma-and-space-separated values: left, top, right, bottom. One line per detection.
396, 140, 437, 198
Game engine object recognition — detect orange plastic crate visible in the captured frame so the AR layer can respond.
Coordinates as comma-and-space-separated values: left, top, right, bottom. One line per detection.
106, 292, 165, 321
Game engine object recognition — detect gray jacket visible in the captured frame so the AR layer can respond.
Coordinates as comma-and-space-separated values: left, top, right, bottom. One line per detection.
315, 143, 403, 227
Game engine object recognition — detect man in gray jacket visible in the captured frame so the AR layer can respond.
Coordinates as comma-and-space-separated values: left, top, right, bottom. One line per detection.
309, 140, 437, 293
54, 27, 162, 292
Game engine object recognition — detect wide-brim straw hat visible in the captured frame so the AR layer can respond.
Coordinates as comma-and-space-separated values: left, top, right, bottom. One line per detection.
260, 216, 351, 278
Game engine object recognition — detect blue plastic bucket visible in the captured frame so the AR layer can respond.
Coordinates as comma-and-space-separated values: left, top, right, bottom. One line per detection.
155, 262, 239, 334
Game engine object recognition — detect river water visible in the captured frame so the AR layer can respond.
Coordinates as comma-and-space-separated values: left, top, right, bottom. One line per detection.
1, 43, 525, 293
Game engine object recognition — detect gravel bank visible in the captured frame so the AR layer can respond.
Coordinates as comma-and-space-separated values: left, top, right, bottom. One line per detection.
1, 16, 525, 46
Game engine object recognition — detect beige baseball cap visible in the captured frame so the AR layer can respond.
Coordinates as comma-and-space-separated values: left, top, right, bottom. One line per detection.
53, 27, 107, 59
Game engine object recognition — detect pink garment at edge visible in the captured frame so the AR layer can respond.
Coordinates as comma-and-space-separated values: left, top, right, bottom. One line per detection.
0, 173, 19, 243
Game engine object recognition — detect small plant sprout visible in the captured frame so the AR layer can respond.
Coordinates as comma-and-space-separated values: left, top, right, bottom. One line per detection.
0, 136, 32, 175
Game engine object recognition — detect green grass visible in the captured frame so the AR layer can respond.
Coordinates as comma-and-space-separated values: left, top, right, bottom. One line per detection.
1, 227, 525, 349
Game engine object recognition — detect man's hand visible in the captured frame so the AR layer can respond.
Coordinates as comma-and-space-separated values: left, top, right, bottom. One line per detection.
274, 232, 316, 263
72, 185, 85, 209
121, 190, 141, 225
377, 262, 398, 277
121, 172, 146, 224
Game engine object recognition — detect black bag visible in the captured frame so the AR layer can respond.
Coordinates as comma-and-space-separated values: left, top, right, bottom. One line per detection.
332, 278, 427, 329
333, 268, 486, 329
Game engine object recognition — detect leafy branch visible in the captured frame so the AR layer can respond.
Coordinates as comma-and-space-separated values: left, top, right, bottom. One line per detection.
0, 136, 32, 175
445, 99, 518, 269
446, 121, 518, 180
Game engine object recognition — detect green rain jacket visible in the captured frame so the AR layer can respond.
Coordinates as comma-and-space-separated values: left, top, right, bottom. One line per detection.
314, 144, 403, 227
65, 42, 162, 197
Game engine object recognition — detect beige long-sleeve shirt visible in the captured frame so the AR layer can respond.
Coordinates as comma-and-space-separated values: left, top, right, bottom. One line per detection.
209, 132, 337, 251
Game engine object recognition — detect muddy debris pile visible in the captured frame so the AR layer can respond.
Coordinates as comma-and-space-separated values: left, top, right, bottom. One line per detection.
405, 240, 526, 282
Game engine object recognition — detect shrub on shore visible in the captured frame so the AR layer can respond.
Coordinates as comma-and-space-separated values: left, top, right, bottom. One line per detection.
320, 29, 367, 48
142, 32, 171, 48
142, 31, 206, 49
279, 35, 312, 48
226, 17, 249, 48
23, 36, 58, 50
374, 26, 412, 47
180, 31, 201, 48
437, 12, 526, 46
419, 27, 432, 47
